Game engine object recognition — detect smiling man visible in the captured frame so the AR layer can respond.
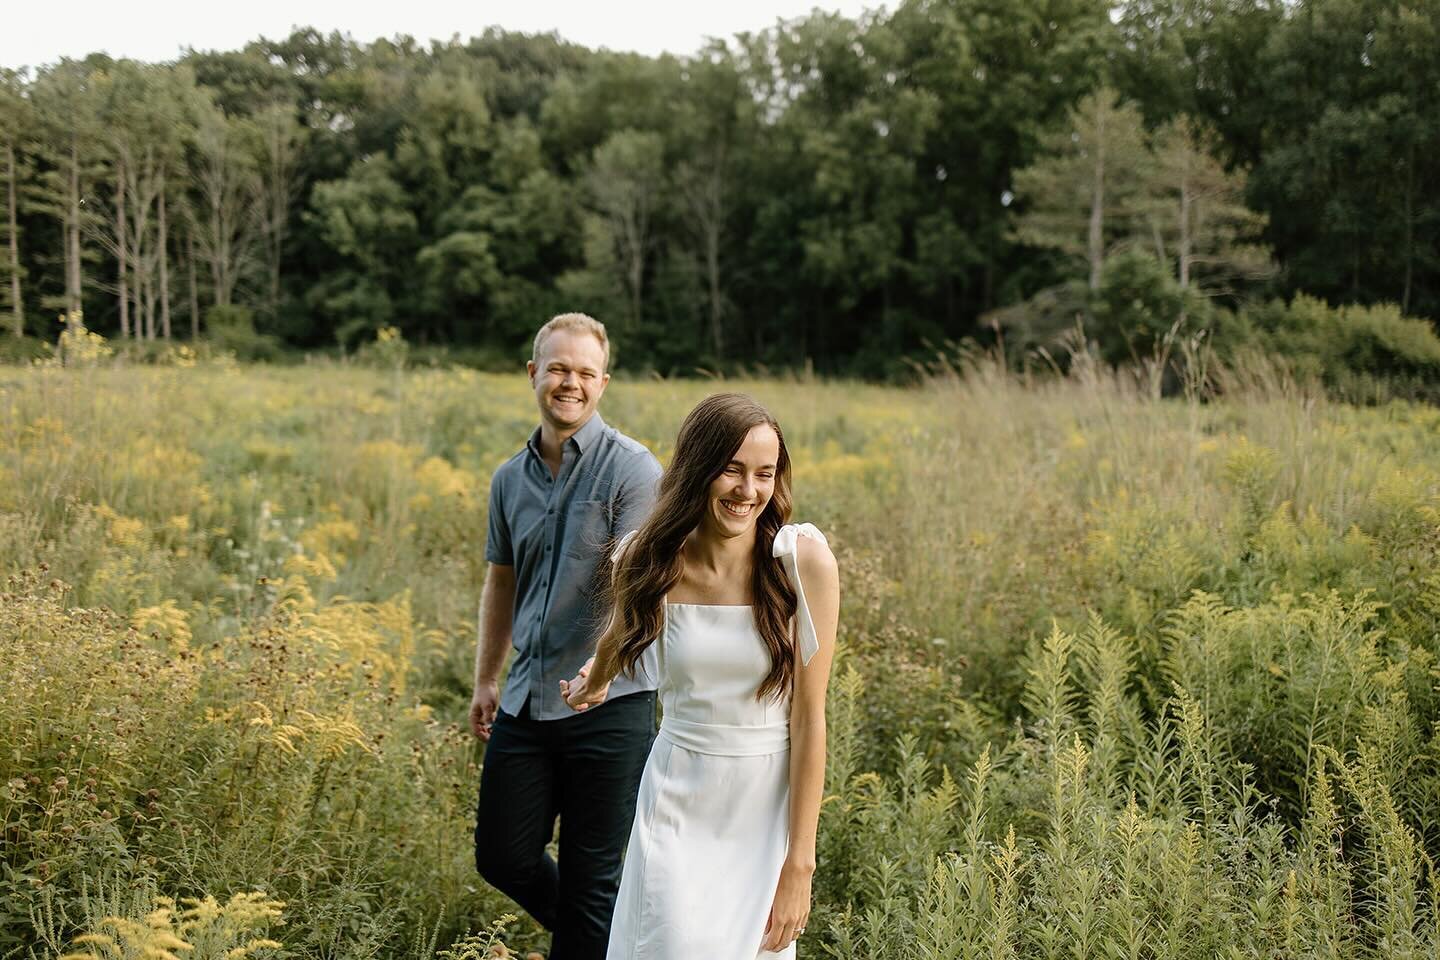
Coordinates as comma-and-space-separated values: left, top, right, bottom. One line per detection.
469, 313, 662, 959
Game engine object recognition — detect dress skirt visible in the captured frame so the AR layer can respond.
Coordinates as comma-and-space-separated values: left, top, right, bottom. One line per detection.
606, 720, 795, 959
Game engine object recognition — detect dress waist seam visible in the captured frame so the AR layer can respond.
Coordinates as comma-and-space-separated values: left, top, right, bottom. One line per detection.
657, 716, 790, 757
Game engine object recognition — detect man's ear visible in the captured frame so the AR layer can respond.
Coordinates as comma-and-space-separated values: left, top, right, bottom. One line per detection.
526, 360, 538, 383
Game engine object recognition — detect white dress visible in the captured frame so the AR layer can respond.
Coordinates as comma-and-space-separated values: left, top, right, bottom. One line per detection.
605, 523, 828, 960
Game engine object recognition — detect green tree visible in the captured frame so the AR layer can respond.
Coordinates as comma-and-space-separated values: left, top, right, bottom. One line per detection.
1012, 89, 1148, 291
671, 43, 755, 359
189, 100, 260, 313
1172, 0, 1440, 320
0, 69, 31, 337
250, 102, 306, 324
28, 58, 107, 325
1113, 0, 1283, 161
894, 0, 1115, 325
91, 61, 199, 340
585, 129, 664, 336
1142, 117, 1272, 297
305, 154, 417, 344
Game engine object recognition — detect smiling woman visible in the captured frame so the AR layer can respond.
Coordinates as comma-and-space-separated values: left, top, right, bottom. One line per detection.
707, 428, 779, 537
561, 392, 841, 957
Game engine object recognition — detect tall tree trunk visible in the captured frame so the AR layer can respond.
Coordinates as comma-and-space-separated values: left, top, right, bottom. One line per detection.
1178, 170, 1192, 290
116, 155, 130, 339
268, 233, 281, 318
158, 173, 171, 339
66, 137, 81, 324
706, 223, 722, 356
145, 271, 156, 341
187, 230, 199, 339
1402, 139, 1414, 315
629, 265, 642, 332
5, 142, 21, 338
210, 185, 229, 307
1088, 110, 1106, 292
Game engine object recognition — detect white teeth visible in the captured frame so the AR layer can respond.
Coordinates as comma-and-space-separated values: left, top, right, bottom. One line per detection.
721, 501, 753, 516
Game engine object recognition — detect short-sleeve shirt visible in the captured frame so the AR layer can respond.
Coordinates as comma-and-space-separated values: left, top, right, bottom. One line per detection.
486, 412, 662, 721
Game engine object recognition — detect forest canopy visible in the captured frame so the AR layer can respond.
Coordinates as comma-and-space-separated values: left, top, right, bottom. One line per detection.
1, 0, 1437, 377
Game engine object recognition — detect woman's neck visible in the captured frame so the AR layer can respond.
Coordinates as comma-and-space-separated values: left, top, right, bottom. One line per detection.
685, 523, 755, 579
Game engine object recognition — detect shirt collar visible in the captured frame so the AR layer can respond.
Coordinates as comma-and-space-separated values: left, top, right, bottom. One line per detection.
526, 412, 607, 461
572, 412, 606, 452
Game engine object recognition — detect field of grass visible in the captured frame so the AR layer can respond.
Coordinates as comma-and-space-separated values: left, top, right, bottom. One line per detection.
3, 355, 1439, 957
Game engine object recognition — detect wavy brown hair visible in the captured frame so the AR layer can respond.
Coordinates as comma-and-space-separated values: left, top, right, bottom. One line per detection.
605, 393, 797, 701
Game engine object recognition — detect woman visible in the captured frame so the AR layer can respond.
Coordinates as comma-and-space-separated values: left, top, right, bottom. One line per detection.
561, 392, 839, 957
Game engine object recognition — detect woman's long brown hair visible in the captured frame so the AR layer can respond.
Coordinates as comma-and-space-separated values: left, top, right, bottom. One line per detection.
605, 393, 797, 701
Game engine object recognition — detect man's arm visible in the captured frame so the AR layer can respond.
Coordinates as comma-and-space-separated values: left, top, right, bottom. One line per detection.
564, 452, 660, 699
614, 451, 663, 537
469, 562, 516, 741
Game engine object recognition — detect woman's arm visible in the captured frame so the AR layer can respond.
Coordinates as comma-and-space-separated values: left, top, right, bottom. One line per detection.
562, 531, 639, 711
560, 607, 623, 710
763, 535, 840, 951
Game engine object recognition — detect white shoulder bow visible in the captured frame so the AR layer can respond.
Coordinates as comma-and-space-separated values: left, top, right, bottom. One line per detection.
772, 522, 828, 666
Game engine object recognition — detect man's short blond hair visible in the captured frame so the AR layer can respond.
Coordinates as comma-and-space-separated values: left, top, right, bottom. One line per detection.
532, 313, 610, 371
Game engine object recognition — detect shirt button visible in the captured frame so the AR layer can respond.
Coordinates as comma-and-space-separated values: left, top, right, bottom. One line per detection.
545, 543, 551, 552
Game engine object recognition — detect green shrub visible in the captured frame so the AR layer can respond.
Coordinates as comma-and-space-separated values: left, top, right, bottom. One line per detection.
1237, 295, 1440, 402
203, 306, 286, 363
0, 334, 53, 364
353, 325, 410, 369
0, 570, 523, 957
1089, 250, 1192, 365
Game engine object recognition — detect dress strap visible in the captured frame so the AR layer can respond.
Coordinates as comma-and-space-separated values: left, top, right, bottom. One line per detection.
772, 522, 828, 667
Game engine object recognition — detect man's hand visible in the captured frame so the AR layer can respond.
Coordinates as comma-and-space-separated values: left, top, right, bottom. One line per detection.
470, 680, 500, 740
560, 657, 608, 711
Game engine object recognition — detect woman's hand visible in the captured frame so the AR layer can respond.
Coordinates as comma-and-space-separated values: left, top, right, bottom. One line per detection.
560, 658, 609, 711
761, 858, 813, 951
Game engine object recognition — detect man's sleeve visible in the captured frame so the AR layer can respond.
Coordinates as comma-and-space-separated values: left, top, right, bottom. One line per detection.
484, 472, 513, 565
614, 452, 663, 537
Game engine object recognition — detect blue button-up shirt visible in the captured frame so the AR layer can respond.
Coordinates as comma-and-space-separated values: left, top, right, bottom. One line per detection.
485, 413, 662, 720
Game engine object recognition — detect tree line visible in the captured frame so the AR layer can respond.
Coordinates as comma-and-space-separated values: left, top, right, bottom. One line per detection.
0, 0, 1437, 376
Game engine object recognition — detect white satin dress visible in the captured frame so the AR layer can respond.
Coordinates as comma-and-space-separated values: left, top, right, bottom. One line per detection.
605, 523, 827, 960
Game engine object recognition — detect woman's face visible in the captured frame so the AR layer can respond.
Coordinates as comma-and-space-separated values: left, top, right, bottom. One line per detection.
704, 423, 780, 539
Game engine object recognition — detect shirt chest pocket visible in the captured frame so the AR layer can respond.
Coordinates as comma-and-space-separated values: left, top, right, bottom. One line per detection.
564, 499, 613, 560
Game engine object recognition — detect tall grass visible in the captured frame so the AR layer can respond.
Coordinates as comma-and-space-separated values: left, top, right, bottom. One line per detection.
2, 353, 1438, 956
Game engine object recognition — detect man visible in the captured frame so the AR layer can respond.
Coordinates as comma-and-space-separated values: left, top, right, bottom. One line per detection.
470, 313, 662, 959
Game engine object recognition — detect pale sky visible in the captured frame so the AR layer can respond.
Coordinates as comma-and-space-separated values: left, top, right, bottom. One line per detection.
2, 1, 880, 70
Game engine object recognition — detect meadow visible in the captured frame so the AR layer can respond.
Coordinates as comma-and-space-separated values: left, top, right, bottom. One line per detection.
3, 352, 1439, 958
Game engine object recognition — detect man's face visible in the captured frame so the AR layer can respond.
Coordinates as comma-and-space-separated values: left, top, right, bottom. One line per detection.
527, 331, 610, 433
